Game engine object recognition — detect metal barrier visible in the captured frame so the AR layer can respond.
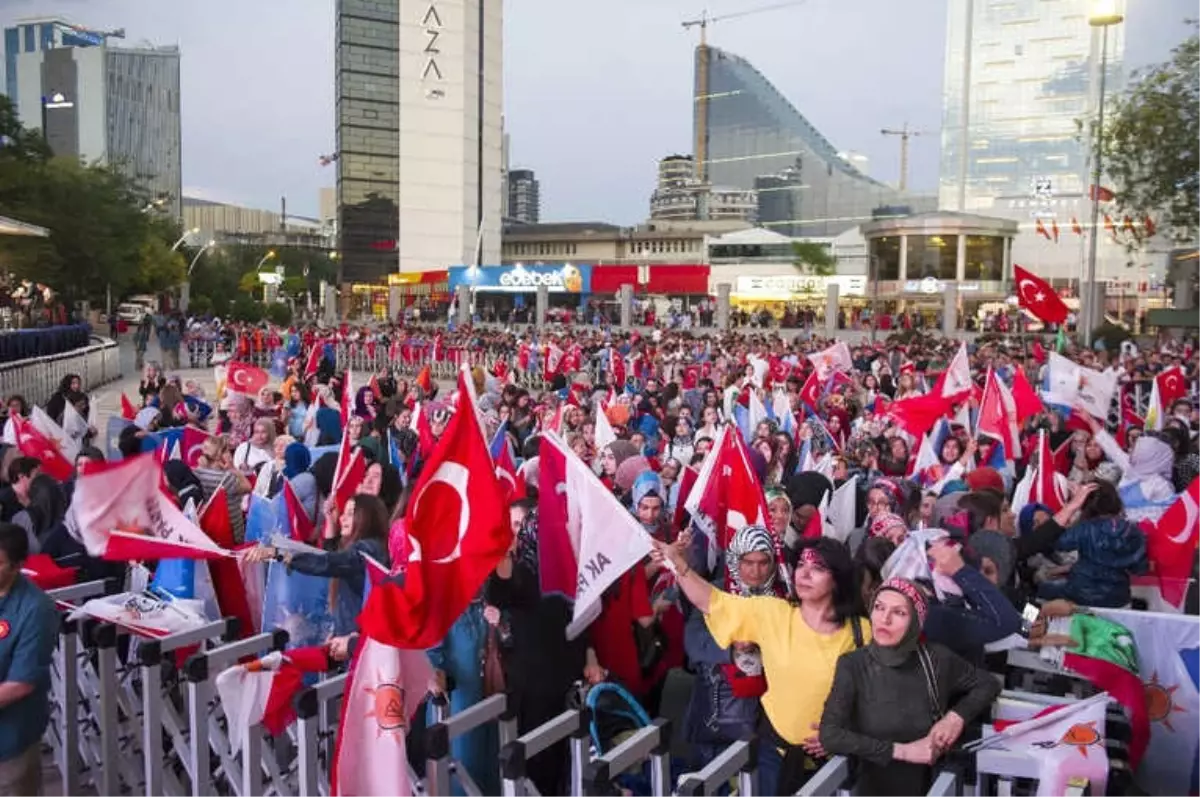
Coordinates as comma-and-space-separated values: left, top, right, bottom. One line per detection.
294, 672, 351, 797
425, 693, 519, 797
0, 335, 120, 406
498, 707, 592, 797
676, 737, 757, 796
796, 755, 853, 796
581, 718, 672, 797
184, 629, 290, 796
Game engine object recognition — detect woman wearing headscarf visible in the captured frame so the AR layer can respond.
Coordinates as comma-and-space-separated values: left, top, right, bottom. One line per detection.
486, 501, 594, 796
664, 416, 695, 471
819, 578, 1000, 796
682, 525, 783, 769
44, 374, 81, 425
765, 488, 795, 546
1087, 418, 1176, 504
655, 536, 867, 795
1068, 431, 1122, 485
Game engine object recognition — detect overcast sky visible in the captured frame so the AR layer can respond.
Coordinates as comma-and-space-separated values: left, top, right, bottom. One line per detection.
2, 0, 1192, 224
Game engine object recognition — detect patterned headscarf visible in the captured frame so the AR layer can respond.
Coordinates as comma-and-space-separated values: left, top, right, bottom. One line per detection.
869, 512, 908, 540
725, 524, 777, 596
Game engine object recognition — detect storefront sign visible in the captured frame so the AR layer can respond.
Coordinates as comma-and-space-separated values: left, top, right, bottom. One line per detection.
449, 264, 592, 294
734, 275, 866, 298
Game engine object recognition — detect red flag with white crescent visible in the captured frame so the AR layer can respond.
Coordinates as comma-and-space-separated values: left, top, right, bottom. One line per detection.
226, 361, 269, 396
1013, 265, 1069, 325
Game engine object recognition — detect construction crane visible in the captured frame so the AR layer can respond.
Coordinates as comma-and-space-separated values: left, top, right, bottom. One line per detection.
683, 0, 809, 182
880, 123, 930, 193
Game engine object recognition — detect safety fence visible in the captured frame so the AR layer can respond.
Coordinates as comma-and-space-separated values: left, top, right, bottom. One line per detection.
45, 582, 1127, 797
0, 335, 121, 407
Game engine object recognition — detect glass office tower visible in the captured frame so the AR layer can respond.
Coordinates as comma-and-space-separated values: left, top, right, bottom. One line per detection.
694, 44, 902, 237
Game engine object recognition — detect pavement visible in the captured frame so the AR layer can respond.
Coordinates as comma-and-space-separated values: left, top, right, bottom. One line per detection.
88, 337, 221, 434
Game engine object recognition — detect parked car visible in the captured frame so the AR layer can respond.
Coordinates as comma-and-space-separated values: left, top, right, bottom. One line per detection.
116, 302, 149, 324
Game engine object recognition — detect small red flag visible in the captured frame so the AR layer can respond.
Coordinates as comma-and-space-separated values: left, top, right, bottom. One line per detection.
1035, 218, 1052, 241
120, 393, 138, 421
226, 361, 269, 396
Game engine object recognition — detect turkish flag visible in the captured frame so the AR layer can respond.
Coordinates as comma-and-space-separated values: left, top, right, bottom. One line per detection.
303, 344, 323, 379
1139, 477, 1199, 609
797, 370, 822, 411
682, 425, 769, 555
1010, 369, 1045, 420
1155, 366, 1187, 407
340, 370, 354, 427
358, 368, 512, 649
226, 361, 269, 396
609, 348, 626, 390
13, 416, 74, 481
21, 553, 77, 590
1013, 265, 1069, 325
1031, 430, 1066, 512
283, 479, 315, 542
494, 442, 525, 502
182, 427, 213, 468
976, 369, 1019, 458
887, 392, 956, 437
415, 365, 433, 395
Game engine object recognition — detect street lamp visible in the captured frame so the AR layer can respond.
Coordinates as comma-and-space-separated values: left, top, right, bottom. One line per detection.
170, 227, 200, 252
187, 241, 215, 276
255, 250, 277, 272
1083, 0, 1124, 347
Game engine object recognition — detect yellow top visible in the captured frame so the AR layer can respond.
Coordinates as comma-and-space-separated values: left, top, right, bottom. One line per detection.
704, 590, 871, 745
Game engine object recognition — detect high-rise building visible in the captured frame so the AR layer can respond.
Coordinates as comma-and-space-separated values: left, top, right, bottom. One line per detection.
11, 31, 181, 218
693, 44, 902, 237
335, 0, 503, 286
939, 0, 1193, 281
3, 18, 119, 106
754, 165, 804, 237
506, 168, 540, 224
649, 153, 757, 224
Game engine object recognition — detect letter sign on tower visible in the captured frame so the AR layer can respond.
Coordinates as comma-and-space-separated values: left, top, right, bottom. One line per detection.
421, 3, 444, 94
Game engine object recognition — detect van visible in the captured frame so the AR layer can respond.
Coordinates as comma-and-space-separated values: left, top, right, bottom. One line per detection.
116, 303, 149, 324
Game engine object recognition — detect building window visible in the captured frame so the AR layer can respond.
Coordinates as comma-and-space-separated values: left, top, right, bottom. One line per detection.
23, 25, 34, 52
964, 235, 1004, 281
906, 234, 958, 280
869, 236, 901, 281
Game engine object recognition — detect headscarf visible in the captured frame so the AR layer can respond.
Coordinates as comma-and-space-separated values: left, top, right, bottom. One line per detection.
869, 512, 908, 540
869, 477, 904, 512
868, 577, 927, 668
630, 470, 663, 511
1017, 502, 1051, 538
1127, 435, 1174, 482
615, 455, 651, 492
605, 440, 639, 471
725, 524, 777, 596
282, 442, 312, 480
965, 467, 1005, 496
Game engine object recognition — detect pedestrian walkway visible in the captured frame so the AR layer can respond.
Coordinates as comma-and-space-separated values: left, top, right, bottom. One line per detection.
89, 339, 218, 433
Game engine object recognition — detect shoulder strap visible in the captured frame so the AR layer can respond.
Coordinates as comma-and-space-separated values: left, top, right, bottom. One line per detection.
916, 645, 944, 721
851, 615, 864, 649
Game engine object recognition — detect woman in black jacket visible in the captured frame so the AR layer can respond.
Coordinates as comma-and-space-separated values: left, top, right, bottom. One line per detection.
820, 578, 999, 796
485, 501, 595, 796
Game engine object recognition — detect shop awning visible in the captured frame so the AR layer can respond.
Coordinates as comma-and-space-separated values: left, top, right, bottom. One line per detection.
647, 265, 709, 294
590, 265, 638, 293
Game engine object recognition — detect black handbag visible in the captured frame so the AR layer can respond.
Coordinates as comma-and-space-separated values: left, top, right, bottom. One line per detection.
632, 620, 666, 675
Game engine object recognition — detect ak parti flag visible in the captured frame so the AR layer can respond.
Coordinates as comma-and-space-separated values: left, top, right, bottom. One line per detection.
357, 367, 512, 650
331, 635, 433, 796
215, 646, 332, 756
72, 454, 229, 561
1014, 265, 1070, 325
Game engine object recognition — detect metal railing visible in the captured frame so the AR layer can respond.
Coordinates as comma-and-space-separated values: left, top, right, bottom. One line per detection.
0, 335, 121, 405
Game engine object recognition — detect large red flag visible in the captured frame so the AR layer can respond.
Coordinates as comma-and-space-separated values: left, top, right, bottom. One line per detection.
1031, 430, 1066, 512
340, 370, 354, 428
283, 479, 315, 542
976, 369, 1019, 458
182, 426, 214, 468
303, 344, 323, 379
1013, 265, 1069, 325
682, 425, 770, 553
930, 342, 972, 400
797, 370, 822, 411
1155, 366, 1187, 407
357, 368, 512, 649
887, 392, 957, 437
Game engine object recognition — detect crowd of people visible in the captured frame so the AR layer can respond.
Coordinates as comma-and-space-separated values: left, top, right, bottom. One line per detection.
0, 320, 1196, 796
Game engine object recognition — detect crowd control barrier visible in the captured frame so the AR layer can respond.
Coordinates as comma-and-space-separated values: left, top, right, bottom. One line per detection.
184, 629, 290, 797
675, 737, 756, 796
425, 693, 519, 796
294, 672, 350, 797
498, 707, 592, 797
0, 334, 120, 407
582, 718, 672, 797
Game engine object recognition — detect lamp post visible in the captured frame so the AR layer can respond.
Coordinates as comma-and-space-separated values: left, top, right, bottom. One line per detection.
187, 241, 215, 276
254, 250, 277, 272
1083, 0, 1124, 348
170, 227, 199, 252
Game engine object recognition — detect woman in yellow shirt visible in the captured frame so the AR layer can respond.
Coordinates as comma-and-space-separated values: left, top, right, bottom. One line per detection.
655, 535, 869, 794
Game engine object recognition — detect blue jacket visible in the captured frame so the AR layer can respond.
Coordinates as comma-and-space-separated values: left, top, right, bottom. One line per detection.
287, 537, 388, 637
682, 607, 761, 746
1056, 517, 1148, 608
923, 566, 1024, 663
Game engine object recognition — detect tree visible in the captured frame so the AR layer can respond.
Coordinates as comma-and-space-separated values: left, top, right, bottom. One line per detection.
265, 302, 293, 326
229, 295, 264, 323
0, 96, 184, 303
1096, 24, 1198, 245
792, 241, 837, 276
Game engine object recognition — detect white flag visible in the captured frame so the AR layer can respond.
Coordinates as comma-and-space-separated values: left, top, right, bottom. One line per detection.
1075, 367, 1118, 419
62, 401, 90, 445
545, 434, 654, 640
808, 341, 853, 382
593, 398, 616, 452
68, 592, 209, 638
824, 475, 858, 543
31, 406, 79, 464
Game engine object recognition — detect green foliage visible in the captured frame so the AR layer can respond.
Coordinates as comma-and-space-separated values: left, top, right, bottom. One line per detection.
1096, 24, 1199, 245
0, 95, 184, 303
265, 302, 293, 327
229, 296, 264, 323
188, 295, 213, 316
792, 241, 837, 276
1092, 320, 1132, 352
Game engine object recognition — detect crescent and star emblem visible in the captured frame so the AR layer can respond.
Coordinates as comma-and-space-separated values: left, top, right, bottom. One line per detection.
1166, 493, 1198, 545
408, 461, 471, 564
1018, 279, 1046, 304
